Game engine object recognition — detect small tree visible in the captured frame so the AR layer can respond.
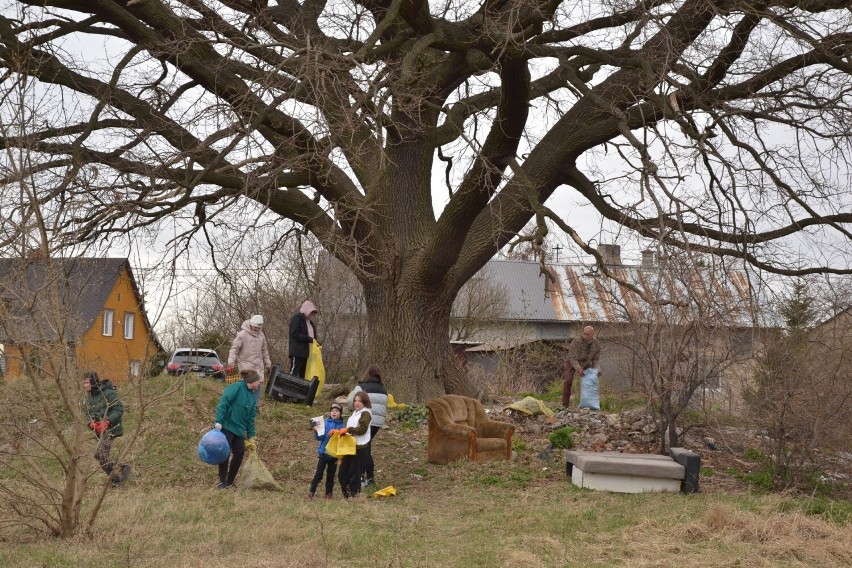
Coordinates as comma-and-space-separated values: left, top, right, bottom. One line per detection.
0, 90, 157, 537
610, 252, 746, 453
0, 257, 144, 537
745, 281, 852, 488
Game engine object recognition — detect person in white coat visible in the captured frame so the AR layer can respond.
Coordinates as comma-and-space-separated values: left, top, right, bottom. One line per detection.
347, 364, 388, 487
331, 391, 372, 498
227, 314, 272, 404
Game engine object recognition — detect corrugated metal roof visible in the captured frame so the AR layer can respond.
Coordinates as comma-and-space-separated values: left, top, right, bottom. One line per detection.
480, 260, 557, 321
484, 259, 763, 327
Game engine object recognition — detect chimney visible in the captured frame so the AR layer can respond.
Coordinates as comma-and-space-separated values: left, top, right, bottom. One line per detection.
641, 249, 656, 268
598, 244, 622, 266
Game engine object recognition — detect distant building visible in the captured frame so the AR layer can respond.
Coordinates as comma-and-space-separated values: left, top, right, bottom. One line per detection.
461, 247, 773, 408
0, 258, 162, 382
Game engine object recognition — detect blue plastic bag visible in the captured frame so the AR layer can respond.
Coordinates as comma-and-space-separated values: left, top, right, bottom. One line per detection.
198, 429, 230, 465
578, 368, 600, 411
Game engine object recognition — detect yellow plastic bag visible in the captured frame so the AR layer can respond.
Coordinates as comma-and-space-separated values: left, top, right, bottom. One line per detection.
505, 396, 554, 418
239, 449, 282, 491
325, 432, 356, 458
306, 342, 325, 393
371, 485, 397, 498
387, 393, 407, 410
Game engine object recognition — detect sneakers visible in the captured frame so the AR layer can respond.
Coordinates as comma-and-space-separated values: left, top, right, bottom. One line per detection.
361, 478, 375, 488
307, 492, 315, 500
217, 481, 233, 490
324, 493, 333, 500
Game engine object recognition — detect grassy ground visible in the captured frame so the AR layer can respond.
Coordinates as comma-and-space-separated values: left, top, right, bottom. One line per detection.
2, 376, 850, 567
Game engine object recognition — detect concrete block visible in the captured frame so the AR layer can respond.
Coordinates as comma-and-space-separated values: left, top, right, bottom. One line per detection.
670, 447, 701, 494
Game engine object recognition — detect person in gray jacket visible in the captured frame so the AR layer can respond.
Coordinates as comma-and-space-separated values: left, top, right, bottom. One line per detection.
347, 364, 388, 487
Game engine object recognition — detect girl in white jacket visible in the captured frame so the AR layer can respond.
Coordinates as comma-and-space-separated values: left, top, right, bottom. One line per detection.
332, 391, 372, 498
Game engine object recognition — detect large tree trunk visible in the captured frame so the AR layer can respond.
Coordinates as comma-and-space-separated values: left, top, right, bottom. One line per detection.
362, 278, 478, 403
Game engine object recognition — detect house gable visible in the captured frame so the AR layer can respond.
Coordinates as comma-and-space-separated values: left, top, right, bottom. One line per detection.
0, 258, 161, 382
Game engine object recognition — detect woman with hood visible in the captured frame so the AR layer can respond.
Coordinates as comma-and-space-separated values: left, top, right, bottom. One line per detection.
227, 314, 272, 404
288, 300, 318, 378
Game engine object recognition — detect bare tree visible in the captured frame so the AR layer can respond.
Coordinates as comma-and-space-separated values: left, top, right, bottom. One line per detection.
609, 251, 751, 453
160, 240, 372, 380
0, 80, 168, 539
1, 1, 851, 401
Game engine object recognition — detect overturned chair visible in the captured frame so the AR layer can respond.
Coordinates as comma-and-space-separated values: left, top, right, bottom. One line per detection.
425, 395, 515, 465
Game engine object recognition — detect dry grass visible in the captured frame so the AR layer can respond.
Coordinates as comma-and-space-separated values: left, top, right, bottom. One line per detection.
1, 376, 850, 567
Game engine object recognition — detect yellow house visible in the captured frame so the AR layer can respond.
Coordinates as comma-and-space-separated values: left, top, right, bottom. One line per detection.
0, 258, 162, 383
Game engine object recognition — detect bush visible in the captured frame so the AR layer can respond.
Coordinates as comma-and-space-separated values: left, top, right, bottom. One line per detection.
548, 427, 577, 449
744, 447, 766, 461
393, 404, 429, 429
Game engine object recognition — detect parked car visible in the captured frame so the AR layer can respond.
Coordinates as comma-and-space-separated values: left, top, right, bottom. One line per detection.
166, 348, 225, 379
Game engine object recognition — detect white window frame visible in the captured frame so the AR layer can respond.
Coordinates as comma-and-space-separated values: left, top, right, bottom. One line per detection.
124, 312, 135, 340
130, 359, 141, 377
703, 370, 724, 392
102, 309, 114, 337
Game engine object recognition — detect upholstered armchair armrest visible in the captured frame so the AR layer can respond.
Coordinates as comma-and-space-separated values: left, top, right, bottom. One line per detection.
439, 423, 476, 438
479, 419, 514, 440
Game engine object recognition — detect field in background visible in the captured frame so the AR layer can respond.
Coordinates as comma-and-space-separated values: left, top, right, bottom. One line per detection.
1, 376, 850, 567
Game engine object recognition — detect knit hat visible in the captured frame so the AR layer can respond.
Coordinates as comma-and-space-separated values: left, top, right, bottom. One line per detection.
249, 314, 264, 327
330, 403, 343, 413
243, 370, 261, 384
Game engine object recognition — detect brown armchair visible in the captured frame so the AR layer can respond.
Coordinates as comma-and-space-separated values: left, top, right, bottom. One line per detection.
425, 395, 515, 465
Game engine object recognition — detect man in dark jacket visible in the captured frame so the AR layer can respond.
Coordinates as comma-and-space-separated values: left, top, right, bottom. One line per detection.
83, 371, 130, 485
288, 300, 318, 378
563, 326, 602, 407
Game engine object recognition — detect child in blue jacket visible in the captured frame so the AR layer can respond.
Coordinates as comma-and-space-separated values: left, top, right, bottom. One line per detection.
308, 402, 345, 499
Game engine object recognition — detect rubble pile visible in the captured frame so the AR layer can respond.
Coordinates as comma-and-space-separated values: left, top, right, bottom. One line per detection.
499, 405, 664, 454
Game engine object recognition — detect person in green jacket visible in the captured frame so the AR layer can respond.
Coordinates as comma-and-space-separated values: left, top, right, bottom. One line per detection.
214, 370, 260, 489
83, 371, 130, 486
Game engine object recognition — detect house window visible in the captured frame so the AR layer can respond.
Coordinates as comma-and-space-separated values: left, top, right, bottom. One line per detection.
130, 359, 141, 377
704, 370, 723, 391
124, 312, 135, 340
103, 309, 114, 336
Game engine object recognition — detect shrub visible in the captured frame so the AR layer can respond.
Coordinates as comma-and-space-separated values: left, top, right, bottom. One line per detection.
548, 427, 577, 449
393, 404, 429, 429
744, 447, 766, 461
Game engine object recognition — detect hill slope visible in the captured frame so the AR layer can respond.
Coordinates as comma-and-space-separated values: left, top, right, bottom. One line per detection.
1, 375, 850, 567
